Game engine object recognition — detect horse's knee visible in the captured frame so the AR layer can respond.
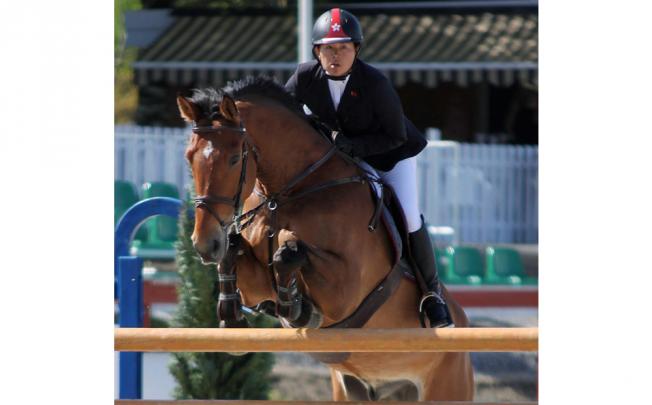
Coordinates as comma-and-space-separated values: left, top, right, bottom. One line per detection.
273, 239, 308, 275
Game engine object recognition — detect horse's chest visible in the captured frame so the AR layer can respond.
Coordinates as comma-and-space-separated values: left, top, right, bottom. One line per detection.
244, 214, 293, 265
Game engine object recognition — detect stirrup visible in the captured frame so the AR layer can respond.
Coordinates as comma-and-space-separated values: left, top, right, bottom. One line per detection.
418, 292, 455, 328
418, 291, 445, 312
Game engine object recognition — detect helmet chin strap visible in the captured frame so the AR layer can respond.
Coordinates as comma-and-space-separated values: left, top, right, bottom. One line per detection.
326, 72, 350, 81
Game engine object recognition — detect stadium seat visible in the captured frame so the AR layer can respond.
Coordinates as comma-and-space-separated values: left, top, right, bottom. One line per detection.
434, 247, 451, 283
485, 247, 538, 285
115, 180, 139, 224
114, 180, 147, 241
130, 182, 180, 260
445, 246, 485, 285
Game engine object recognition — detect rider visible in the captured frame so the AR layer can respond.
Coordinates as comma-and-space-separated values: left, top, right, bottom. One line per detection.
285, 8, 453, 328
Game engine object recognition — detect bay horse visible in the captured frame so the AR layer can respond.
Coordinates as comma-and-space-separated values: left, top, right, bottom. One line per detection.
176, 77, 473, 401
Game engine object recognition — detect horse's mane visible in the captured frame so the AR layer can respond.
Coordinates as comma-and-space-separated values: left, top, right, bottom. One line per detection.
188, 76, 307, 122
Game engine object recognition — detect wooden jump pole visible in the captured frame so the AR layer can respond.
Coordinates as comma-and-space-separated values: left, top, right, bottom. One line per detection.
115, 327, 538, 353
116, 401, 538, 405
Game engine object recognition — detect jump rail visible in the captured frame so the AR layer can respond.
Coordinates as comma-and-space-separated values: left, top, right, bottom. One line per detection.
116, 401, 537, 405
115, 327, 538, 353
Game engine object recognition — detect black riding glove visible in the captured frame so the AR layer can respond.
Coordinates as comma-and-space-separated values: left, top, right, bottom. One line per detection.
333, 132, 356, 156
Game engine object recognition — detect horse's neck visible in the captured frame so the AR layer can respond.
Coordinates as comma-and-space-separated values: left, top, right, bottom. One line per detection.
241, 102, 335, 194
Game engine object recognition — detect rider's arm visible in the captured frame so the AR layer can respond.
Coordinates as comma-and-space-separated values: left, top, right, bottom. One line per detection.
285, 69, 303, 103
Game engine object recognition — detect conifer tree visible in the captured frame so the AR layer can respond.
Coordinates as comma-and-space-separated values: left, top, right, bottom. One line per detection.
169, 198, 275, 399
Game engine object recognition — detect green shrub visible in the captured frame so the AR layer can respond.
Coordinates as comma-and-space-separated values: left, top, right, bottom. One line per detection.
168, 199, 275, 400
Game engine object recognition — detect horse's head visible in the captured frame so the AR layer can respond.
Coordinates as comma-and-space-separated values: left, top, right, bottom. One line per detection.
177, 92, 257, 264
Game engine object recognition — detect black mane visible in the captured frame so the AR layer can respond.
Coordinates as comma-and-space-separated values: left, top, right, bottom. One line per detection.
188, 76, 305, 121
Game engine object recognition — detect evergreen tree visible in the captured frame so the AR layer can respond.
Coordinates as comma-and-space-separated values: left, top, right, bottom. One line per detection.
169, 197, 275, 399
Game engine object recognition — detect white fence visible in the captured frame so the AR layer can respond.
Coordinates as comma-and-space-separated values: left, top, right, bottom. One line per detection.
115, 125, 192, 198
417, 141, 538, 244
115, 125, 538, 244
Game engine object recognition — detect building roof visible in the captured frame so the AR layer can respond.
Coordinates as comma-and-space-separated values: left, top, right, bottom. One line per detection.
132, 9, 537, 88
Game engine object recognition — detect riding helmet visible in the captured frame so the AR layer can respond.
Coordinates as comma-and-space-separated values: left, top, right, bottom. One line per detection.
312, 8, 363, 45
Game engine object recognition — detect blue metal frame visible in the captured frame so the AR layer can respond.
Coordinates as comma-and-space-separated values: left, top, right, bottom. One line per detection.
118, 256, 143, 398
115, 197, 185, 297
115, 197, 184, 399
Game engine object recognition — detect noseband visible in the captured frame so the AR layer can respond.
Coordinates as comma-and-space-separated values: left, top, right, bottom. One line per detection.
192, 121, 257, 233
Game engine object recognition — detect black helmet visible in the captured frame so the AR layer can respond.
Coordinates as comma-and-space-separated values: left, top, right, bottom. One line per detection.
312, 8, 363, 45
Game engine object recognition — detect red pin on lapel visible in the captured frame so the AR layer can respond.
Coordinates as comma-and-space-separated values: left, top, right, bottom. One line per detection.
350, 90, 358, 97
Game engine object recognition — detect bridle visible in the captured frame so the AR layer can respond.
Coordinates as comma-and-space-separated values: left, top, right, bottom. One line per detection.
191, 120, 257, 234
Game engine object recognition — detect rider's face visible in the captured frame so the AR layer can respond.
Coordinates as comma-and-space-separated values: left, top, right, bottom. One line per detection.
316, 42, 357, 76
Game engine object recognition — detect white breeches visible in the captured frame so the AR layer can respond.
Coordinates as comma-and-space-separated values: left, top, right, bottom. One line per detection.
359, 157, 423, 233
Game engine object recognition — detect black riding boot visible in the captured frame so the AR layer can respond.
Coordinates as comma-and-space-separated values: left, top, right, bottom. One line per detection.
408, 216, 454, 328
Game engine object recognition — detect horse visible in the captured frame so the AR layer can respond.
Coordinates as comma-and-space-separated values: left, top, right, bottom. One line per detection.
176, 77, 474, 401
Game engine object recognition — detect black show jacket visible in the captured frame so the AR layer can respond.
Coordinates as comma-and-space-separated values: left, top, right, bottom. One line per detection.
285, 59, 426, 172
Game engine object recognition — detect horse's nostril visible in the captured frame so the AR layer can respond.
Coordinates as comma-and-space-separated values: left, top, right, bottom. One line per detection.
213, 239, 220, 253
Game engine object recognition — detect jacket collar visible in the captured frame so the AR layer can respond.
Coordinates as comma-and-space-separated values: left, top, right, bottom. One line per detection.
314, 60, 361, 115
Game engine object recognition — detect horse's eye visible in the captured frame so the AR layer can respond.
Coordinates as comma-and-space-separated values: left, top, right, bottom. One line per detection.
229, 155, 240, 167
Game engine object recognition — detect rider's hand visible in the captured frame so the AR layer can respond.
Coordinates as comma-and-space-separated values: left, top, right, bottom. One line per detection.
333, 132, 356, 156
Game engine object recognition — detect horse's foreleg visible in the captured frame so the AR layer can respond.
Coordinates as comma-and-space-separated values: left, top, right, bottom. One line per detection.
273, 239, 323, 328
330, 369, 347, 401
235, 247, 276, 307
421, 353, 474, 401
216, 233, 249, 328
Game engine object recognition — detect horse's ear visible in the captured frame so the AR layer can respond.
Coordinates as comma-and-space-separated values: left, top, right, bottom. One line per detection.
219, 94, 239, 122
177, 96, 200, 123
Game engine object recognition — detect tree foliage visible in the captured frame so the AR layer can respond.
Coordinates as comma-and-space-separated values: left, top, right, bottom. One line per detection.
115, 0, 142, 124
169, 197, 275, 400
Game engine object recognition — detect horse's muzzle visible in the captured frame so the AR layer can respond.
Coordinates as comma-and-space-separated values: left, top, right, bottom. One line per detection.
195, 248, 217, 264
192, 235, 226, 264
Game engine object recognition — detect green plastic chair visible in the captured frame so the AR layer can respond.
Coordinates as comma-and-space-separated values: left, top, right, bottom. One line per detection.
485, 247, 538, 285
434, 247, 451, 283
446, 246, 485, 285
115, 180, 139, 224
130, 182, 180, 259
114, 180, 147, 241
